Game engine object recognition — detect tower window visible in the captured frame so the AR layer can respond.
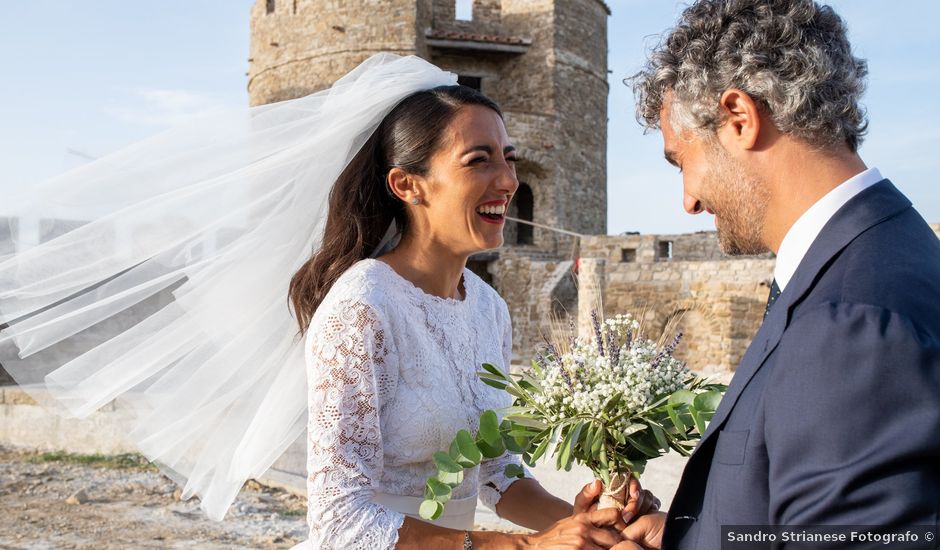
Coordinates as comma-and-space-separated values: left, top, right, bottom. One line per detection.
657, 240, 673, 261
621, 248, 637, 263
455, 0, 473, 21
515, 183, 534, 245
266, 0, 275, 14
457, 75, 482, 91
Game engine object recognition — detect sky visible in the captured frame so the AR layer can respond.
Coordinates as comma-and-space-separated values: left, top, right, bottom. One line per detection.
1, 1, 938, 235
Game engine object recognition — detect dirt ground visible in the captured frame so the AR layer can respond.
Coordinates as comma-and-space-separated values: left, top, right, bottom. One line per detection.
0, 446, 308, 550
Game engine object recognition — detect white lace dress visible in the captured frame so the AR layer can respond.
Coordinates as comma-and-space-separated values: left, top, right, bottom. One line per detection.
299, 259, 531, 549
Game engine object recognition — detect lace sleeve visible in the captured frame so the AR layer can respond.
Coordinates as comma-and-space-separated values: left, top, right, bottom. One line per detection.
305, 300, 404, 550
478, 303, 533, 513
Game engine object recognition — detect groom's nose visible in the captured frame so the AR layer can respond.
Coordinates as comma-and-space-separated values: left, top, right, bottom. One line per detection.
684, 192, 704, 215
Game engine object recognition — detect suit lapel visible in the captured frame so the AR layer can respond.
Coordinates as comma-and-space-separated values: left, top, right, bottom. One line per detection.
693, 179, 911, 450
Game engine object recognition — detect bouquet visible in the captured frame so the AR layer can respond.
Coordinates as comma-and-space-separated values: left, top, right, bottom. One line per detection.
420, 311, 726, 520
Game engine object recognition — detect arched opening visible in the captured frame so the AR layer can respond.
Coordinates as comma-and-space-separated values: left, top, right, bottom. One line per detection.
514, 183, 534, 245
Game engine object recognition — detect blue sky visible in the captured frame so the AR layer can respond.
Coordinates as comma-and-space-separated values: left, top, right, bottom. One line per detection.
1, 1, 937, 234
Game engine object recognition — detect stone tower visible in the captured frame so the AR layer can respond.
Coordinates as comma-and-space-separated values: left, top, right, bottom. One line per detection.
248, 0, 610, 249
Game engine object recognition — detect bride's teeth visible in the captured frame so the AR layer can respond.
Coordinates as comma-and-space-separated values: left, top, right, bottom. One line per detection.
476, 204, 505, 215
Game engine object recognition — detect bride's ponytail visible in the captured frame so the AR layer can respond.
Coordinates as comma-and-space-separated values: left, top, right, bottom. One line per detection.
289, 85, 501, 335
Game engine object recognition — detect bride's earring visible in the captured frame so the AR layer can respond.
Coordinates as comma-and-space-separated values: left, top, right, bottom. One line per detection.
411, 197, 420, 205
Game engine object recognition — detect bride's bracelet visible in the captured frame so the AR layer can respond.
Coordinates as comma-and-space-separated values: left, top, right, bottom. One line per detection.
463, 531, 473, 549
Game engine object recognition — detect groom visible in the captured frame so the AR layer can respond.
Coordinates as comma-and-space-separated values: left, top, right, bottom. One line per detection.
612, 0, 940, 548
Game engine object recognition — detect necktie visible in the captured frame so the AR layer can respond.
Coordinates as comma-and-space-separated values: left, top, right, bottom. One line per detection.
764, 279, 781, 320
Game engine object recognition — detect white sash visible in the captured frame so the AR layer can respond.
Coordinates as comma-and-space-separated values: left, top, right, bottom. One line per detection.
373, 492, 477, 530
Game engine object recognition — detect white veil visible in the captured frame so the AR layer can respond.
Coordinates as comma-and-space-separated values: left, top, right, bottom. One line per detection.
0, 53, 456, 520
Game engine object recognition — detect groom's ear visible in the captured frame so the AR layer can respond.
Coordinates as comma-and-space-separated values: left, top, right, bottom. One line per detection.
716, 88, 762, 153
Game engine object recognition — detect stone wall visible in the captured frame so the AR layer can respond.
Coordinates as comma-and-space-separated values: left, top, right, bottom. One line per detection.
576, 255, 774, 375
248, 0, 420, 105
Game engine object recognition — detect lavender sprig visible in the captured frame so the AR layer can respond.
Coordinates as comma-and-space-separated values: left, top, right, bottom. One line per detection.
608, 324, 621, 367
650, 331, 683, 369
591, 310, 605, 357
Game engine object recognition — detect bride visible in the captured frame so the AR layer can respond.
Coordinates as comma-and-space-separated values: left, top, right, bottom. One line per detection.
0, 54, 655, 548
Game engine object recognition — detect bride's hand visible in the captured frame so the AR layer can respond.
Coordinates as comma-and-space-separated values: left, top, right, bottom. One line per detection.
572, 477, 662, 523
520, 508, 626, 549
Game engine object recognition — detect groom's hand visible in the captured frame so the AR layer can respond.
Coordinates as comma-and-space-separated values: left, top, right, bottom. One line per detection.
611, 511, 666, 550
573, 477, 662, 523
573, 479, 603, 514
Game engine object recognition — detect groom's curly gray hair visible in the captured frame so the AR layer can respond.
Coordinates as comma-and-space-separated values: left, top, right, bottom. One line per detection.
632, 0, 869, 152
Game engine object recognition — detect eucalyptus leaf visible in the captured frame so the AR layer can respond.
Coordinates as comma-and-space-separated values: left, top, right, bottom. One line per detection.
455, 430, 483, 467
666, 403, 688, 432
476, 436, 506, 459
504, 464, 526, 479
438, 469, 464, 487
690, 407, 707, 435
419, 499, 443, 520
425, 478, 452, 502
669, 390, 696, 407
693, 391, 722, 413
479, 410, 501, 446
433, 451, 463, 474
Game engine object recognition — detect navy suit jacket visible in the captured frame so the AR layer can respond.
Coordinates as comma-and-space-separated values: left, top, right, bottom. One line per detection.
662, 180, 940, 549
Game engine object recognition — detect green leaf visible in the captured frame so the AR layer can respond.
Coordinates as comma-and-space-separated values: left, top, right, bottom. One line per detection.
626, 435, 660, 458
518, 380, 540, 393
419, 499, 443, 520
476, 436, 506, 459
455, 430, 482, 467
669, 389, 696, 407
650, 423, 669, 450
557, 422, 584, 471
623, 423, 646, 437
598, 444, 609, 473
479, 410, 501, 446
602, 393, 622, 415
583, 423, 597, 455
433, 451, 463, 474
591, 426, 606, 457
690, 407, 707, 435
504, 464, 526, 479
438, 469, 464, 487
666, 403, 688, 432
425, 478, 452, 502
693, 391, 723, 414
599, 466, 611, 487
528, 429, 553, 463
479, 377, 508, 390
480, 362, 505, 378
530, 359, 543, 377
506, 416, 549, 430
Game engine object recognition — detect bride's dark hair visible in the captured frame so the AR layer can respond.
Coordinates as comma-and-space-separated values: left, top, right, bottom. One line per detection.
288, 85, 502, 335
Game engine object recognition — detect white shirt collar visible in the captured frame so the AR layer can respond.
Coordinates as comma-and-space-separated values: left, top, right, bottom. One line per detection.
774, 167, 884, 291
